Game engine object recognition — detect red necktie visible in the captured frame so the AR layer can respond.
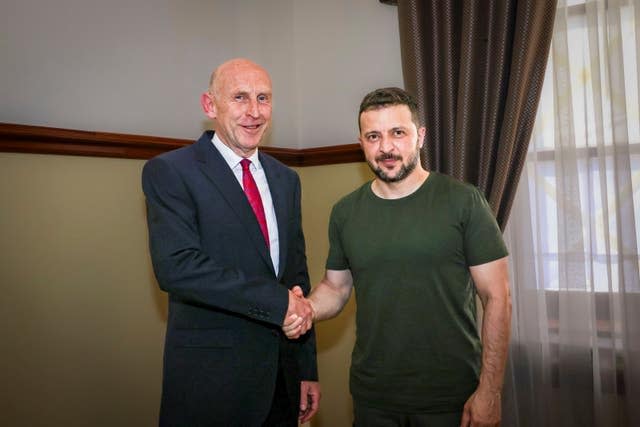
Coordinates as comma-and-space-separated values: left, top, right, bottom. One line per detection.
240, 159, 270, 248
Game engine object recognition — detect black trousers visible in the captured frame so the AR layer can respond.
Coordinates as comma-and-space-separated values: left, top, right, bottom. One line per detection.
354, 401, 462, 427
263, 368, 298, 427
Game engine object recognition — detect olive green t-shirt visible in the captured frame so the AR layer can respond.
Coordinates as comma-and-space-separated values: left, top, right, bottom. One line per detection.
326, 172, 508, 413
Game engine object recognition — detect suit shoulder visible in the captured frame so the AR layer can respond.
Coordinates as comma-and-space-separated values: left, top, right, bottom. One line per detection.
142, 144, 198, 189
145, 131, 213, 168
147, 143, 193, 165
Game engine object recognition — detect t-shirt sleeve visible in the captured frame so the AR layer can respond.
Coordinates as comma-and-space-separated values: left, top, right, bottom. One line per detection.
325, 203, 350, 270
463, 188, 509, 266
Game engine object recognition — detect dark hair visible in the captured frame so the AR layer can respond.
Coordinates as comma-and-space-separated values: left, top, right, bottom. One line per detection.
358, 87, 421, 131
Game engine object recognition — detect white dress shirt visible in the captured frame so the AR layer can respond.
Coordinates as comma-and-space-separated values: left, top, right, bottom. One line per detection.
212, 133, 280, 275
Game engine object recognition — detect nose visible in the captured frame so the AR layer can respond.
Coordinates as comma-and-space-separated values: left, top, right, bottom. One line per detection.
247, 99, 259, 118
379, 135, 394, 153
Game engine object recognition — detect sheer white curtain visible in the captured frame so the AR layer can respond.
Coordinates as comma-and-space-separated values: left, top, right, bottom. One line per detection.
502, 0, 640, 426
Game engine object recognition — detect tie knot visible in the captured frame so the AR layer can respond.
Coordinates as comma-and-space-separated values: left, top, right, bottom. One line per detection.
240, 158, 251, 171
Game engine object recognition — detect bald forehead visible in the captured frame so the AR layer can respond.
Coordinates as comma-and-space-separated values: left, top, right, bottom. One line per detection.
209, 59, 271, 92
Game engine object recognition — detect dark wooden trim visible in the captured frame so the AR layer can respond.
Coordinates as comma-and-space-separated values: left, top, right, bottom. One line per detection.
0, 123, 189, 160
0, 123, 364, 166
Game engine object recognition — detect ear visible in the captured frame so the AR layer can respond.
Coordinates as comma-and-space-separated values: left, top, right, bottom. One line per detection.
417, 126, 426, 148
200, 92, 217, 119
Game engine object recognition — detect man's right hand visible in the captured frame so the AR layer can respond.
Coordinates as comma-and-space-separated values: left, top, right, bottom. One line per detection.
282, 286, 314, 339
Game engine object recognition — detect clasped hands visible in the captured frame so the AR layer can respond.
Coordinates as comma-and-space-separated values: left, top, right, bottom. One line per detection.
282, 286, 314, 339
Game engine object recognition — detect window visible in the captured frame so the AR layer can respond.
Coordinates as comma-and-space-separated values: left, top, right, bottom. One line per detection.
526, 1, 640, 293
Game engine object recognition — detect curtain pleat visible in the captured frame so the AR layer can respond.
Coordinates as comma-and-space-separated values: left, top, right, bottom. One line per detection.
396, 0, 556, 228
503, 0, 640, 425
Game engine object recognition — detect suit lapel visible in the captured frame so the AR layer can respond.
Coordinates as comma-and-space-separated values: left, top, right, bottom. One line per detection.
261, 153, 289, 282
193, 132, 274, 274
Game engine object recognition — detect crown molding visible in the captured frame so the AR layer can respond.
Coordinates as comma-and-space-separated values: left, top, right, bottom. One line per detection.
0, 123, 364, 167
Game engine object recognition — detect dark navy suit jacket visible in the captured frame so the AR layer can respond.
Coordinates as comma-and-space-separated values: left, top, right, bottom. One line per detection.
142, 131, 317, 426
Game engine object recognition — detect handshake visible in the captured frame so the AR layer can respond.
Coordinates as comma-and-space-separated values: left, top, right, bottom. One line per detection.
282, 286, 315, 339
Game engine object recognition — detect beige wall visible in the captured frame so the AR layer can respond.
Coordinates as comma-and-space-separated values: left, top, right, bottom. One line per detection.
0, 153, 165, 426
297, 163, 374, 427
0, 152, 372, 427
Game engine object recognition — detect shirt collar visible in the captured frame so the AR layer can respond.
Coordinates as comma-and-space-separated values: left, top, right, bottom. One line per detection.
211, 133, 262, 171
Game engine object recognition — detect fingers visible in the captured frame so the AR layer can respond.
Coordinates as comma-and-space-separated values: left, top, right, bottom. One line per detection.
282, 314, 304, 338
282, 316, 311, 339
286, 289, 312, 321
282, 314, 301, 328
460, 388, 501, 427
299, 382, 309, 417
299, 381, 321, 423
282, 288, 313, 339
300, 389, 320, 422
291, 284, 317, 324
459, 401, 472, 427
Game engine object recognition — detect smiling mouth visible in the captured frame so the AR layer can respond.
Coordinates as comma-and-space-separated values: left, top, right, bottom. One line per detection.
241, 124, 263, 132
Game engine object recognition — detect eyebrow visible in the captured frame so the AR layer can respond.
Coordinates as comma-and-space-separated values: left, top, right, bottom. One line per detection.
232, 90, 272, 97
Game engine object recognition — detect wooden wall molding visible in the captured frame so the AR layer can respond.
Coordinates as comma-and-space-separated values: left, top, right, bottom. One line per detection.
0, 123, 364, 167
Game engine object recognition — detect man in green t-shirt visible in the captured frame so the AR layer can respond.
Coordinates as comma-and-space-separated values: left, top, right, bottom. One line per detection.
284, 87, 511, 427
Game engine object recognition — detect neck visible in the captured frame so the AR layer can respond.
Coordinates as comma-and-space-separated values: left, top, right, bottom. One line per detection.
213, 132, 258, 158
371, 168, 430, 200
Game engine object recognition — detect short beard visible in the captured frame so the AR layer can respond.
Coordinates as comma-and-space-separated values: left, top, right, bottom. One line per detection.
368, 146, 420, 183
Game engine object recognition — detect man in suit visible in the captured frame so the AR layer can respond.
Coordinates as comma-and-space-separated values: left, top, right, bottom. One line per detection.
142, 58, 320, 426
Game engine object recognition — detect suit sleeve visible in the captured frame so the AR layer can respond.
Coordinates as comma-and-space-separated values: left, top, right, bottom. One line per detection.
289, 174, 319, 381
141, 155, 289, 326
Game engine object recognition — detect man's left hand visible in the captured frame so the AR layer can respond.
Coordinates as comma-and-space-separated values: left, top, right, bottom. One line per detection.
298, 380, 321, 423
459, 388, 501, 427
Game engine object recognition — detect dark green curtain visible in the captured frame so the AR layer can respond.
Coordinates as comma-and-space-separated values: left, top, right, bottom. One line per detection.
386, 0, 556, 229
